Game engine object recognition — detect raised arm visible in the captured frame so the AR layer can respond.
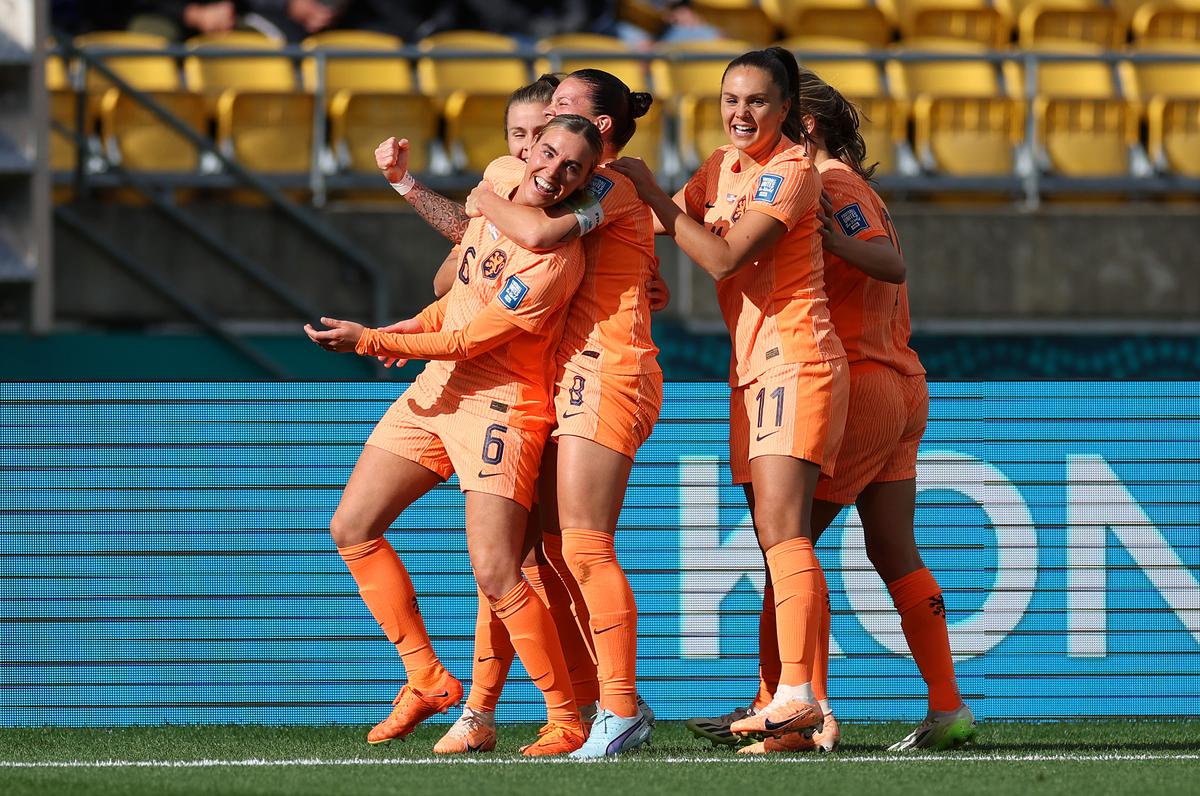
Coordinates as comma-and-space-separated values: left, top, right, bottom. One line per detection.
471, 186, 581, 252
376, 136, 469, 245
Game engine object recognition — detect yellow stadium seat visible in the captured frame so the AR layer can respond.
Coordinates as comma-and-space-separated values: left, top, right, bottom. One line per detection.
328, 91, 439, 175
651, 39, 753, 109
995, 0, 1103, 27
677, 94, 727, 168
906, 6, 1011, 48
216, 90, 314, 174
785, 37, 887, 98
300, 30, 411, 96
1018, 4, 1124, 49
99, 89, 206, 172
1147, 96, 1200, 175
1013, 40, 1119, 98
416, 31, 529, 98
535, 34, 648, 92
766, 0, 892, 32
1124, 40, 1200, 104
443, 91, 510, 172
74, 31, 180, 94
1132, 4, 1200, 44
886, 39, 1007, 103
1035, 97, 1137, 175
185, 32, 296, 121
852, 95, 905, 175
49, 90, 79, 171
692, 0, 780, 45
782, 6, 893, 47
46, 47, 70, 91
913, 96, 1024, 174
620, 99, 663, 171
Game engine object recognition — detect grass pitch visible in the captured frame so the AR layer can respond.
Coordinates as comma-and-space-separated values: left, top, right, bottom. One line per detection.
3, 721, 1198, 796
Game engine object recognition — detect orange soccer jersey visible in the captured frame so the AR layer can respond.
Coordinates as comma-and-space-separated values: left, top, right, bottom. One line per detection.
358, 212, 586, 435
684, 139, 844, 387
484, 156, 660, 377
817, 160, 924, 377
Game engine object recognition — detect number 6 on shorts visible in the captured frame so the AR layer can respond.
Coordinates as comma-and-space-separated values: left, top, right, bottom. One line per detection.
482, 423, 507, 465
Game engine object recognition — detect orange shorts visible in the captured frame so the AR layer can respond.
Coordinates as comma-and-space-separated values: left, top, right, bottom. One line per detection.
729, 358, 848, 484
551, 363, 662, 459
365, 392, 547, 510
814, 362, 928, 505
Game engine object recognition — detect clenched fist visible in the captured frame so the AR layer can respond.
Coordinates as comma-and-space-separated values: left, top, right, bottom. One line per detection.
375, 137, 410, 184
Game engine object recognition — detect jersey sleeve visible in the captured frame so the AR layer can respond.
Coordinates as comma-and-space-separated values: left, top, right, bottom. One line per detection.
491, 243, 585, 333
483, 155, 526, 187
356, 301, 526, 362
561, 168, 642, 238
822, 170, 889, 242
415, 293, 451, 331
745, 155, 819, 231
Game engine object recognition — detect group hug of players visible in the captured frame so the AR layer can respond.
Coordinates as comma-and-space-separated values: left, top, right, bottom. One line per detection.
304, 47, 977, 758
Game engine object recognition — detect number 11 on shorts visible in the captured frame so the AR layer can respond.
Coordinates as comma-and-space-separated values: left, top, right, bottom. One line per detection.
756, 386, 784, 430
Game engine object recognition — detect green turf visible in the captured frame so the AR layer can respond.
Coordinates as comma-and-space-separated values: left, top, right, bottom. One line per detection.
3, 721, 1198, 796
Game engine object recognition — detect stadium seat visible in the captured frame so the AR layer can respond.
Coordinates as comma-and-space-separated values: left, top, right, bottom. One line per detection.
852, 95, 905, 175
784, 6, 893, 47
620, 98, 664, 172
1018, 3, 1124, 49
416, 31, 529, 100
46, 47, 70, 91
74, 31, 180, 95
1147, 96, 1200, 175
535, 33, 648, 92
1014, 40, 1120, 98
766, 0, 893, 34
677, 94, 726, 168
691, 0, 780, 45
1132, 4, 1200, 44
99, 89, 206, 172
994, 0, 1105, 28
786, 37, 887, 98
216, 90, 314, 174
300, 30, 411, 98
49, 90, 79, 171
1035, 97, 1138, 176
184, 31, 296, 112
328, 91, 438, 176
651, 39, 752, 110
442, 91, 510, 172
905, 5, 1011, 48
1123, 40, 1200, 106
912, 96, 1025, 174
886, 38, 1009, 104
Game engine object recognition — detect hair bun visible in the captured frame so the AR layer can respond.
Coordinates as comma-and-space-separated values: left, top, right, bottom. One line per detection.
629, 91, 653, 119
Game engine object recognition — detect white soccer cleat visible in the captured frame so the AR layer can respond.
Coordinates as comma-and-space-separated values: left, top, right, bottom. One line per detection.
433, 706, 497, 754
568, 708, 652, 759
889, 703, 977, 751
636, 694, 656, 727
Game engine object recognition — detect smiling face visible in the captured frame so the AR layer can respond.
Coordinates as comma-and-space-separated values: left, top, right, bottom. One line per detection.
505, 100, 548, 160
720, 65, 790, 160
516, 126, 596, 208
546, 77, 595, 123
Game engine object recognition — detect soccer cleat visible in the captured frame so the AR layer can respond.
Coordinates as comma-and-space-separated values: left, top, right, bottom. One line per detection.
568, 708, 652, 759
520, 720, 587, 757
737, 715, 841, 755
888, 703, 976, 751
730, 698, 823, 738
432, 706, 497, 754
685, 705, 757, 747
366, 674, 463, 744
636, 694, 656, 727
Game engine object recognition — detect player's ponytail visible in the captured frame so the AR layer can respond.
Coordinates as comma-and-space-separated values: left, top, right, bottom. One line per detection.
795, 66, 877, 182
568, 68, 652, 152
723, 47, 808, 147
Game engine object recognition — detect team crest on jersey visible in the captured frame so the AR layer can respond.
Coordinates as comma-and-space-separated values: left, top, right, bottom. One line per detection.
498, 275, 529, 309
835, 203, 870, 236
586, 174, 614, 201
731, 195, 747, 222
480, 248, 507, 280
754, 173, 784, 204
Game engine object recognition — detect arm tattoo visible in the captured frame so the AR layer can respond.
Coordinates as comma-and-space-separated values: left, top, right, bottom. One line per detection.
407, 181, 469, 244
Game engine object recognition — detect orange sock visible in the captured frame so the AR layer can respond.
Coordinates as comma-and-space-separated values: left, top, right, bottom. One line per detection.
523, 564, 601, 709
764, 536, 825, 688
465, 589, 514, 713
541, 532, 597, 663
492, 579, 578, 725
754, 585, 780, 710
561, 528, 638, 718
337, 537, 447, 692
811, 580, 831, 708
888, 568, 961, 712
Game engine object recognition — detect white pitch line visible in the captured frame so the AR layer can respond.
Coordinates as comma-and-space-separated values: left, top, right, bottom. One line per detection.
2, 753, 1199, 768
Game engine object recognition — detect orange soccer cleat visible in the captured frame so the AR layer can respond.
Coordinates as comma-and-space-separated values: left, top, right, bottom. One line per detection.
520, 720, 587, 757
737, 715, 841, 754
366, 674, 463, 745
729, 697, 823, 738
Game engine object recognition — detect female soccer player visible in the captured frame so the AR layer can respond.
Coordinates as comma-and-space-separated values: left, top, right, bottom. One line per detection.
307, 115, 603, 757
737, 68, 974, 755
465, 68, 664, 758
610, 47, 848, 744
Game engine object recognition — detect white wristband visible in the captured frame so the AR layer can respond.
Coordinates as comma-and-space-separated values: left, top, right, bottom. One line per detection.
390, 172, 415, 196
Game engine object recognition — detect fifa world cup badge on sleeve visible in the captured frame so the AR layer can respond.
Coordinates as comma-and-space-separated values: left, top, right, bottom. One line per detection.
499, 275, 529, 310
755, 174, 783, 204
835, 203, 870, 236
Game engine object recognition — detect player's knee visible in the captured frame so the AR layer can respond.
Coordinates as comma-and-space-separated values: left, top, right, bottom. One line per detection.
473, 561, 520, 604
328, 509, 371, 549
753, 507, 807, 550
